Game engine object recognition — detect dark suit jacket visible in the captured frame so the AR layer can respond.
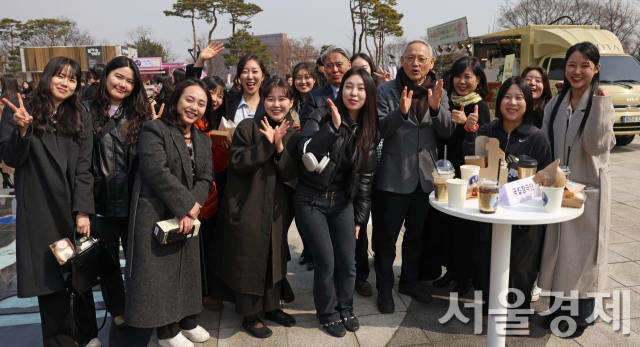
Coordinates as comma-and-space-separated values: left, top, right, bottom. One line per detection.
1, 102, 94, 297
227, 93, 265, 123
299, 84, 335, 128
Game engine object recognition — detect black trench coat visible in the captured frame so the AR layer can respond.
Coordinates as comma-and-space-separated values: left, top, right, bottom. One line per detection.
124, 119, 212, 328
210, 115, 299, 297
0, 104, 94, 298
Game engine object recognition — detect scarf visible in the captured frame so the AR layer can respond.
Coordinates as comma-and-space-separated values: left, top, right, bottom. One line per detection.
395, 67, 437, 122
450, 92, 483, 107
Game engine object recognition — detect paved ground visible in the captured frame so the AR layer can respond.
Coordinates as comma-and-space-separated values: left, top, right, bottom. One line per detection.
1, 136, 640, 346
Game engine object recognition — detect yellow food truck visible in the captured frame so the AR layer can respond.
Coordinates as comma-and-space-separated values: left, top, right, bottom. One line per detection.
470, 25, 640, 145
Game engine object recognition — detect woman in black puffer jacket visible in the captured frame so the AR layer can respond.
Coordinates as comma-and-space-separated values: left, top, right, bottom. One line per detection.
295, 68, 378, 338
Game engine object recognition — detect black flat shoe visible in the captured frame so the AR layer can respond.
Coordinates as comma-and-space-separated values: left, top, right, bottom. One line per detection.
264, 309, 296, 327
541, 314, 560, 330
559, 324, 587, 338
323, 321, 346, 337
299, 255, 308, 265
377, 289, 395, 314
355, 280, 373, 297
342, 316, 359, 332
399, 282, 432, 303
452, 279, 472, 296
432, 271, 453, 287
242, 316, 272, 339
306, 261, 314, 271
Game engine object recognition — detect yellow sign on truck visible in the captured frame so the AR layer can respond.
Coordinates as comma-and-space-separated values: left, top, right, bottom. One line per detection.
470, 25, 640, 145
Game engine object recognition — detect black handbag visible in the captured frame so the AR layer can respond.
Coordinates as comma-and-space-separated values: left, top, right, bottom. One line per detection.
65, 231, 119, 295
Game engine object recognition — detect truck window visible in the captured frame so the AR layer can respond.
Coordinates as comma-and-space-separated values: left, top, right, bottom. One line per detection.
599, 56, 640, 82
548, 58, 565, 80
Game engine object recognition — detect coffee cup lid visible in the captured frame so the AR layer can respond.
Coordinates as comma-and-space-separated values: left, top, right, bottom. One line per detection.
518, 155, 538, 168
433, 159, 454, 174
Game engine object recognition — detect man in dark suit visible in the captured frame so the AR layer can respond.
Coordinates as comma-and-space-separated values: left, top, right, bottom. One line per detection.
299, 45, 351, 129
373, 39, 455, 313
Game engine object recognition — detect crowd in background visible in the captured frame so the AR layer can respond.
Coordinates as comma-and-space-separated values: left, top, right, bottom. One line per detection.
0, 38, 614, 347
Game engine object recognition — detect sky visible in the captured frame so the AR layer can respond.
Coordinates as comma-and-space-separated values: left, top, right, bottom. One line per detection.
4, 0, 506, 62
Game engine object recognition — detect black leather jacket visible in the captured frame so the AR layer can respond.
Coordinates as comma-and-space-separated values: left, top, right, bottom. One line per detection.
84, 100, 139, 217
298, 105, 378, 226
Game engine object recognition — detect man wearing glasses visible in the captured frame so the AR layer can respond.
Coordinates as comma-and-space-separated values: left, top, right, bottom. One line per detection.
299, 45, 351, 128
373, 39, 455, 313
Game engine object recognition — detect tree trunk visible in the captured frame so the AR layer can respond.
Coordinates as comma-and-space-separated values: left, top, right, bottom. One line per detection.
191, 12, 197, 63
358, 0, 365, 53
208, 10, 218, 43
350, 1, 358, 54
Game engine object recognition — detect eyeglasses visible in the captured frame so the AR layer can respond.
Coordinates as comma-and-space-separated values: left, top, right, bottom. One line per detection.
404, 56, 430, 65
325, 61, 346, 70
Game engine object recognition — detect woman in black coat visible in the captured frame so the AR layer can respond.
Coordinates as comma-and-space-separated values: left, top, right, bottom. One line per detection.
84, 56, 154, 328
210, 78, 299, 339
295, 68, 378, 337
1, 57, 97, 347
428, 57, 491, 294
124, 79, 214, 347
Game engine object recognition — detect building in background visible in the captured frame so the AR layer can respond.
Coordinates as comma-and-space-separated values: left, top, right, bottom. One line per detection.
20, 45, 137, 82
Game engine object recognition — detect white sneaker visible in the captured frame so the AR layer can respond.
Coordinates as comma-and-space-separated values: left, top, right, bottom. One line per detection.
181, 325, 210, 343
85, 338, 102, 347
531, 285, 542, 302
158, 332, 194, 347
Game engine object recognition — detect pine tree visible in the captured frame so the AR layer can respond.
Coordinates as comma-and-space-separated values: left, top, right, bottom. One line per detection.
222, 29, 270, 67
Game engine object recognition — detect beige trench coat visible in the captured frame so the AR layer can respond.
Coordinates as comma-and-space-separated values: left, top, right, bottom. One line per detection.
539, 87, 616, 297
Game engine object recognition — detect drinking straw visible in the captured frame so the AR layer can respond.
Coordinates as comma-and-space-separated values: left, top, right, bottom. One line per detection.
496, 159, 501, 182
444, 145, 448, 163
429, 150, 440, 174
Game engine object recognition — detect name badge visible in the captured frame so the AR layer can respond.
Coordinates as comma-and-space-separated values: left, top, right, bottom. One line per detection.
498, 176, 540, 206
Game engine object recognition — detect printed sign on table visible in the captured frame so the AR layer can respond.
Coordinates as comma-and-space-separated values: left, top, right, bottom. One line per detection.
498, 176, 541, 206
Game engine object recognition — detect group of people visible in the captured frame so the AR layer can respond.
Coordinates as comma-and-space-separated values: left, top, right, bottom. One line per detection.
0, 37, 614, 347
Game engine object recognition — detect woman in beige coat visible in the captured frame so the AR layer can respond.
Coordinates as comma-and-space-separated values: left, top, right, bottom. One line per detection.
539, 42, 616, 339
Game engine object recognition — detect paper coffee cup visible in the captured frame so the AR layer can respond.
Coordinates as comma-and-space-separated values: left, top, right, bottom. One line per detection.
460, 165, 480, 198
446, 179, 467, 208
541, 186, 564, 213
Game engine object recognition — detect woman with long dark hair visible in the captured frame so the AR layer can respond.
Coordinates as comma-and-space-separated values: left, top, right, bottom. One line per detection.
539, 42, 615, 338
291, 62, 318, 122
430, 56, 491, 294
0, 74, 19, 114
84, 56, 153, 329
463, 76, 552, 332
125, 79, 215, 347
210, 78, 299, 338
1, 57, 99, 346
521, 66, 552, 129
228, 54, 266, 123
172, 68, 186, 85
295, 68, 378, 337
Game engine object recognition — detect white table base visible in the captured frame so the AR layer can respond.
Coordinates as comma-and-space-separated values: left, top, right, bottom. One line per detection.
487, 223, 512, 347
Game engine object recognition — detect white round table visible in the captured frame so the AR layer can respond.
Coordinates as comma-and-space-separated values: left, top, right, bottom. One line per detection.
429, 192, 584, 347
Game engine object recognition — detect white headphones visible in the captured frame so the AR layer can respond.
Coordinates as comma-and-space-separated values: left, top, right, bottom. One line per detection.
302, 139, 330, 173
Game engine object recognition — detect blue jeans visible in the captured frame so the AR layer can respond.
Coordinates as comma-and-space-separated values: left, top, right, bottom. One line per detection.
294, 185, 356, 325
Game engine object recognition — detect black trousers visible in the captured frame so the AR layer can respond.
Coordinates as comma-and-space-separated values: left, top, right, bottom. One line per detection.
472, 223, 543, 316
373, 186, 430, 291
200, 215, 218, 297
38, 289, 98, 347
90, 216, 127, 317
295, 186, 356, 325
355, 212, 370, 281
156, 314, 197, 339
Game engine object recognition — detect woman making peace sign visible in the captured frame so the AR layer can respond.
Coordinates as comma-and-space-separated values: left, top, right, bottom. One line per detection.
1, 56, 97, 346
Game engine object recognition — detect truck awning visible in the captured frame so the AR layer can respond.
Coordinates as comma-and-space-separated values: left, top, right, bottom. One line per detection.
533, 28, 624, 58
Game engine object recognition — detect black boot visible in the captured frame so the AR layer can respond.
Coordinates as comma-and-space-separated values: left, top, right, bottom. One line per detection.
452, 279, 472, 296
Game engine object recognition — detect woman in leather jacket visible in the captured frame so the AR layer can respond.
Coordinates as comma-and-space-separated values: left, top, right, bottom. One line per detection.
295, 68, 378, 337
84, 56, 153, 328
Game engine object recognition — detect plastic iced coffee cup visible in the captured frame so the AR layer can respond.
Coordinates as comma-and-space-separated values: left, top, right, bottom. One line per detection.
559, 166, 571, 180
478, 178, 500, 214
460, 165, 480, 198
432, 160, 455, 201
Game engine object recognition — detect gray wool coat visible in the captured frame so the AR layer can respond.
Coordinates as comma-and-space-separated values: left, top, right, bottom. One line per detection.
539, 87, 616, 297
0, 104, 94, 298
376, 80, 455, 194
124, 119, 213, 328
